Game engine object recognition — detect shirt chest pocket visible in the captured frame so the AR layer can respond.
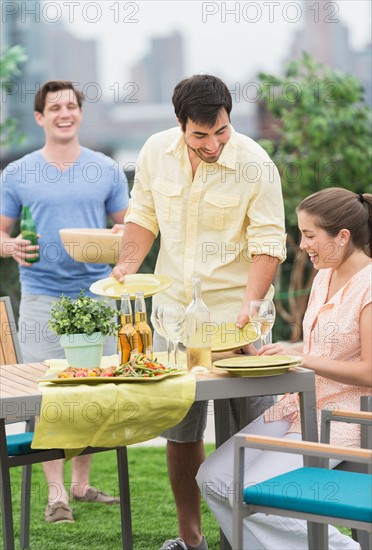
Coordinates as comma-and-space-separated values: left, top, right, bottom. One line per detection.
202, 192, 240, 230
152, 179, 183, 224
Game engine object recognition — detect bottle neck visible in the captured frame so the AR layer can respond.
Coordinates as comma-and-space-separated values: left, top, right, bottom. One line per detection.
135, 312, 147, 323
22, 206, 31, 220
120, 313, 133, 325
120, 296, 132, 317
192, 278, 202, 301
134, 293, 147, 321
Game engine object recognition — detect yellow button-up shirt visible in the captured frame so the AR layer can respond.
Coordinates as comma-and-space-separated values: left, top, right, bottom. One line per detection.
126, 127, 286, 324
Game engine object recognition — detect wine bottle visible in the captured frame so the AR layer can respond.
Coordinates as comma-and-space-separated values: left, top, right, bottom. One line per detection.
20, 206, 39, 263
185, 276, 212, 372
134, 291, 153, 359
118, 293, 139, 365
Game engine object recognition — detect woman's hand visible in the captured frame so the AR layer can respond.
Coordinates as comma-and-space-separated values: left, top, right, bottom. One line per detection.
234, 344, 258, 356
258, 343, 304, 357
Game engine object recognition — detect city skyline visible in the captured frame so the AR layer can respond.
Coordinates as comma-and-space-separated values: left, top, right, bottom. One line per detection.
1, 0, 371, 161
64, 0, 371, 96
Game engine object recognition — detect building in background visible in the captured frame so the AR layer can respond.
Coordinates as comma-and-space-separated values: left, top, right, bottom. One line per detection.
2, 0, 370, 166
130, 31, 185, 104
290, 0, 371, 107
1, 18, 257, 166
2, 16, 106, 162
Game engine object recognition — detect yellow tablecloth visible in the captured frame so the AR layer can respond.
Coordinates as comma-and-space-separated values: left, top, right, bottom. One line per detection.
32, 354, 196, 459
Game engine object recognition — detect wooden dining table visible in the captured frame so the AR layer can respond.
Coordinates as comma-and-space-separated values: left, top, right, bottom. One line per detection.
1, 361, 318, 550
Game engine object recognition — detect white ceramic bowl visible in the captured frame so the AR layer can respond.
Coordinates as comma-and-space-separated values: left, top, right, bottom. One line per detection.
59, 228, 123, 264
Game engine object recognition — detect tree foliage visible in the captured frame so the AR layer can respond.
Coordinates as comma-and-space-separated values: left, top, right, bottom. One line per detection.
0, 45, 27, 146
258, 52, 372, 340
0, 45, 28, 317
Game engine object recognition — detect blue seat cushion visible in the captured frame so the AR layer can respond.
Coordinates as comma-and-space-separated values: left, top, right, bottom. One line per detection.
243, 467, 372, 522
6, 432, 38, 455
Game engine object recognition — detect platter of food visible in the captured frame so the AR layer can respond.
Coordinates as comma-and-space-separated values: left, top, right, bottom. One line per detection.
39, 354, 184, 383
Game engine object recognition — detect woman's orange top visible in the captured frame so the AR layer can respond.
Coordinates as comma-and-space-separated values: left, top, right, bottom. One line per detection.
265, 263, 372, 447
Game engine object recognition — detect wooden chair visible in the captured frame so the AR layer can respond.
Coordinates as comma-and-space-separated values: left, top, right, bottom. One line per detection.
0, 297, 133, 549
232, 411, 372, 550
0, 296, 23, 364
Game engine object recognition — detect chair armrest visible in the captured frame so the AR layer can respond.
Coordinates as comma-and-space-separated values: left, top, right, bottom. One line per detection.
234, 433, 372, 464
323, 410, 372, 421
320, 409, 372, 446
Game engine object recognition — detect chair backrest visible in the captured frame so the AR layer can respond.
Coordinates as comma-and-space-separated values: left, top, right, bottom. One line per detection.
0, 297, 23, 364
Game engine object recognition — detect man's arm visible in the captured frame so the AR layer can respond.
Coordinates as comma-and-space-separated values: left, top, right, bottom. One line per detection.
0, 214, 39, 266
237, 254, 279, 327
111, 222, 155, 281
109, 209, 127, 232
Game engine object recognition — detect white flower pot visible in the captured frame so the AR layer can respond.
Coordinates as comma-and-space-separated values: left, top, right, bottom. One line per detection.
60, 332, 106, 368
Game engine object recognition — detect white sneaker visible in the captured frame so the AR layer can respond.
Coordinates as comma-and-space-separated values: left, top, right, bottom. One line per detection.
159, 539, 188, 550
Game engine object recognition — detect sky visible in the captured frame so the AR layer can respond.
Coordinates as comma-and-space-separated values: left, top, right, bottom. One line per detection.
62, 0, 372, 91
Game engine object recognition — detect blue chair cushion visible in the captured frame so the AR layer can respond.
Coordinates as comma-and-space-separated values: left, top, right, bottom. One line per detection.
243, 467, 372, 523
6, 432, 38, 455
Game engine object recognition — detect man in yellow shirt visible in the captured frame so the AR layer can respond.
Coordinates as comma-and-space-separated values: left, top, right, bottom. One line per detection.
112, 74, 286, 550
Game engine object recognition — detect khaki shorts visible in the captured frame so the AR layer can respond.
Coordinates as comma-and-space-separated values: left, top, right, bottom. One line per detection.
153, 331, 208, 442
161, 400, 209, 442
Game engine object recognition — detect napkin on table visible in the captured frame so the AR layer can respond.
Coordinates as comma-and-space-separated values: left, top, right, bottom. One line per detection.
32, 354, 196, 459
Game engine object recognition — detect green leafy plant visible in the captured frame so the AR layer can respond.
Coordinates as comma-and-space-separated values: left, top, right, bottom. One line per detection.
49, 290, 119, 336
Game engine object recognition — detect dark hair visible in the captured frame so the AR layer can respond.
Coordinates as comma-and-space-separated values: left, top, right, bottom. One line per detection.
297, 187, 372, 257
172, 74, 232, 131
34, 81, 84, 114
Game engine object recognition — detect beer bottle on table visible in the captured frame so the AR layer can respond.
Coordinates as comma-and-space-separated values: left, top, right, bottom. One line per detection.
118, 293, 139, 365
20, 206, 39, 263
134, 291, 153, 359
185, 275, 212, 372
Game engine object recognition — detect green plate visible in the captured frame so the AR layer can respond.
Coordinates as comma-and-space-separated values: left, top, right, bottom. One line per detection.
210, 322, 259, 352
90, 274, 173, 300
213, 355, 303, 368
213, 365, 292, 377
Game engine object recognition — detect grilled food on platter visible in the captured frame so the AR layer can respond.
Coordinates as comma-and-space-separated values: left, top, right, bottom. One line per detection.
57, 353, 177, 378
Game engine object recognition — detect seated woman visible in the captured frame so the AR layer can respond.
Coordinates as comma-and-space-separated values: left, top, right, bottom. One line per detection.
196, 188, 371, 550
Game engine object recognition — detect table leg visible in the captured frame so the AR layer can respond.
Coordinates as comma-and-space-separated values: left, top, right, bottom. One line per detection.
212, 400, 232, 549
299, 389, 318, 467
116, 447, 133, 550
213, 399, 232, 448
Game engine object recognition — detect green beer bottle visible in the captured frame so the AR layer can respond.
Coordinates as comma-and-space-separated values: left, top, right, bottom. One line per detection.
20, 206, 39, 263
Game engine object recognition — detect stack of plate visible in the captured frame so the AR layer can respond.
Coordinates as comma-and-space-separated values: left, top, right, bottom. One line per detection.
213, 355, 304, 377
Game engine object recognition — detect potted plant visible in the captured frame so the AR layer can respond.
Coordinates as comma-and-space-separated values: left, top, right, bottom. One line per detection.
49, 290, 119, 368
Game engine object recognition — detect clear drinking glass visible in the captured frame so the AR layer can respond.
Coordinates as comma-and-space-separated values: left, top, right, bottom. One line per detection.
152, 304, 172, 365
248, 299, 276, 348
160, 304, 186, 367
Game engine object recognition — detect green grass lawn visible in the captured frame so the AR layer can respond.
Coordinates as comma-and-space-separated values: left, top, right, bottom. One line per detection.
1, 445, 221, 550
1, 444, 353, 549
